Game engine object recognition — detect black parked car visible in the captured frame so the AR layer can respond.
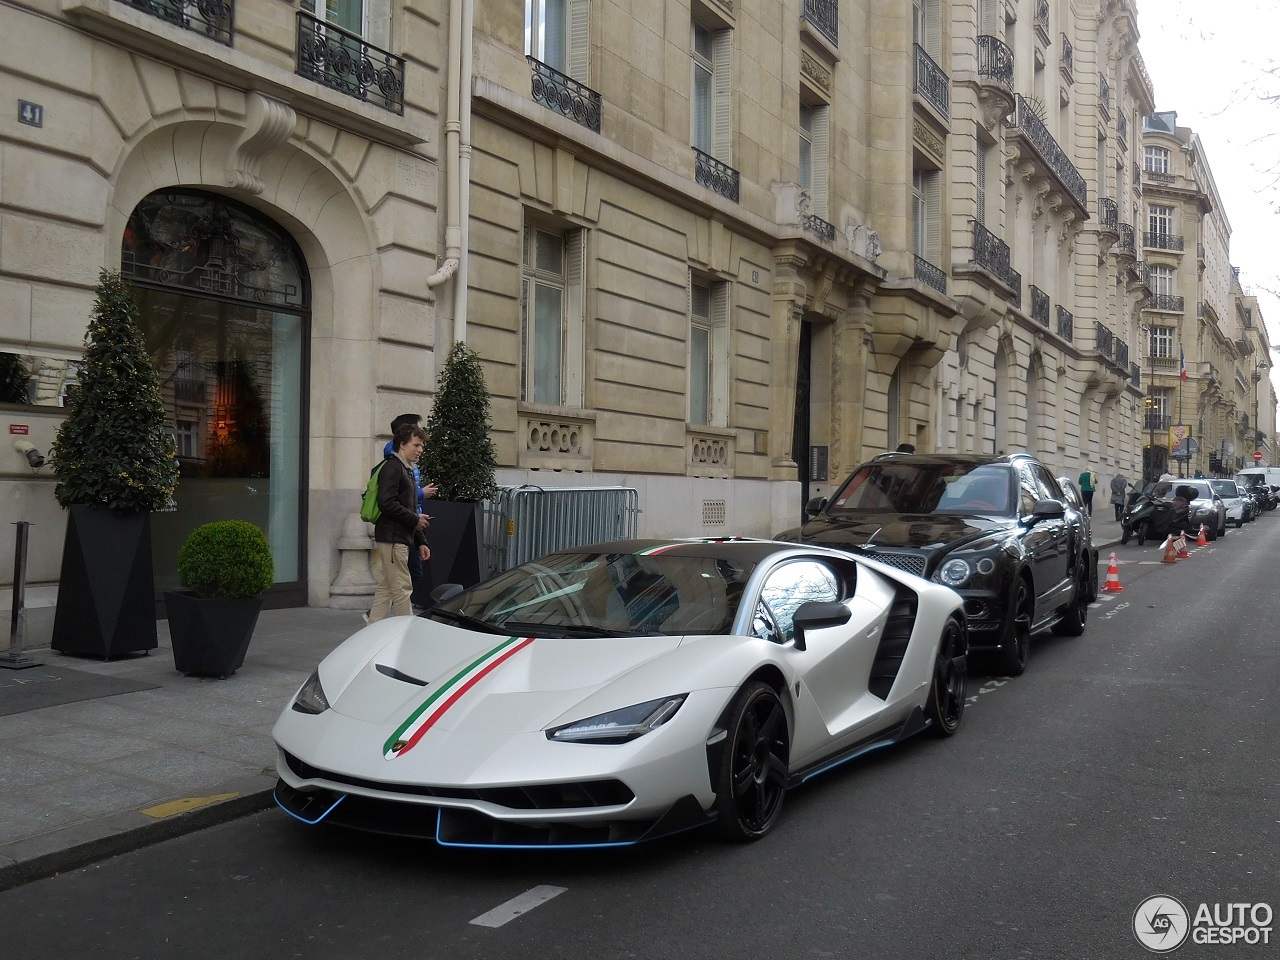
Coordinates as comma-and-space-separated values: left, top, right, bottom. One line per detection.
775, 453, 1093, 676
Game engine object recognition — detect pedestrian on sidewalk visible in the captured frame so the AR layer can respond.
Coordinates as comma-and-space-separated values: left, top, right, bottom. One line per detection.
1078, 466, 1097, 516
368, 422, 431, 623
383, 413, 437, 611
1109, 473, 1131, 522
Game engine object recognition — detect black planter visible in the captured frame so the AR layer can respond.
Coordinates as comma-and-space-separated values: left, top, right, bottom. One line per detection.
424, 499, 485, 589
51, 505, 158, 659
164, 592, 263, 678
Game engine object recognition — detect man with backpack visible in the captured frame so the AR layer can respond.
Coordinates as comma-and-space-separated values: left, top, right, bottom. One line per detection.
368, 421, 431, 623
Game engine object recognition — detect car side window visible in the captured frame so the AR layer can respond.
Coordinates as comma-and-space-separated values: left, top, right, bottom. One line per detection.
1030, 465, 1063, 502
1016, 465, 1041, 516
754, 560, 841, 644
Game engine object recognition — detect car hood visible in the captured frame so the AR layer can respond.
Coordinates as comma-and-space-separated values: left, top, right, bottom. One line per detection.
780, 512, 1013, 558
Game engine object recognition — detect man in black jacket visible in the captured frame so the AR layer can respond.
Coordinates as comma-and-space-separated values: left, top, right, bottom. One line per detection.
369, 422, 430, 623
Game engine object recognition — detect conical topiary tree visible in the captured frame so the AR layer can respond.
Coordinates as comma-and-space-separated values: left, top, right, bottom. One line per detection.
420, 341, 498, 502
51, 270, 178, 513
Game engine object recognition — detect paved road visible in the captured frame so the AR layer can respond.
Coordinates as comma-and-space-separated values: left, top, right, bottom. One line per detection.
2, 520, 1276, 959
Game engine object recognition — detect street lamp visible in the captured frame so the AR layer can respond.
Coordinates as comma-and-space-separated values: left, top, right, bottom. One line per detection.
1141, 323, 1156, 480
1255, 360, 1271, 461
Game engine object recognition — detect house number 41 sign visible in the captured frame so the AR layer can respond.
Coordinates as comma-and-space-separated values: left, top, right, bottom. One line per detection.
18, 100, 43, 127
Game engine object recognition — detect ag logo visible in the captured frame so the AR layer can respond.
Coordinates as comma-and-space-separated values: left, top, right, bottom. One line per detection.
1134, 895, 1190, 952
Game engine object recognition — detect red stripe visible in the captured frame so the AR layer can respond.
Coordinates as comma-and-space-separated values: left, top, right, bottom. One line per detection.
395, 637, 534, 756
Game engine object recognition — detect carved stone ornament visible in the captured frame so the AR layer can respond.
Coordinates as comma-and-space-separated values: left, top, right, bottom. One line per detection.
227, 93, 296, 195
846, 223, 883, 263
801, 51, 832, 93
912, 120, 945, 165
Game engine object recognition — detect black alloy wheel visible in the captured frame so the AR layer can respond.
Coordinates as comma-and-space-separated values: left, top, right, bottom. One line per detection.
995, 577, 1032, 676
714, 681, 790, 841
1052, 565, 1089, 637
926, 616, 967, 737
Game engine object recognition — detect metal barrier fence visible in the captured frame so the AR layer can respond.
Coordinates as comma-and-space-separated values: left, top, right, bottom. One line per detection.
483, 485, 641, 576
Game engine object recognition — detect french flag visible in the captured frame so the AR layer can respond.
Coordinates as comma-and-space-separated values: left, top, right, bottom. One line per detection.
1180, 348, 1188, 381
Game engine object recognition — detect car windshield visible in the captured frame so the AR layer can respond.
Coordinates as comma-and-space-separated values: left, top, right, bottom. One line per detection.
431, 550, 757, 637
828, 462, 1015, 516
1211, 480, 1239, 497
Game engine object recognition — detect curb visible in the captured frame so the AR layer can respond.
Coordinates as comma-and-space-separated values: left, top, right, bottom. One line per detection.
0, 773, 277, 894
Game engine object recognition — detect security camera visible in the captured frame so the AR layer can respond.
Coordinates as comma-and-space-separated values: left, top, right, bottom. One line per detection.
13, 439, 46, 469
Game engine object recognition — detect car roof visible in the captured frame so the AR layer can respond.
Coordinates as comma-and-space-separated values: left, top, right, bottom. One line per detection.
868, 452, 1027, 468
559, 537, 839, 564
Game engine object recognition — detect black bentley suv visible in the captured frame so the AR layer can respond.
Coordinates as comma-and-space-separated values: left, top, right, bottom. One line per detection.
776, 453, 1095, 676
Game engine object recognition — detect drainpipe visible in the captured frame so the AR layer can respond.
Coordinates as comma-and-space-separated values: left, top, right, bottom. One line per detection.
426, 0, 464, 320
452, 0, 474, 345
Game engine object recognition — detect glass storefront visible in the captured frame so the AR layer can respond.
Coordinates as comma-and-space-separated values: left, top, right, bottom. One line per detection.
122, 190, 310, 604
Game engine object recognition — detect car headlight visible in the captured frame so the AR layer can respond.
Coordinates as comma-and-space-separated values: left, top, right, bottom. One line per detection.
547, 695, 686, 744
291, 669, 330, 715
938, 557, 972, 587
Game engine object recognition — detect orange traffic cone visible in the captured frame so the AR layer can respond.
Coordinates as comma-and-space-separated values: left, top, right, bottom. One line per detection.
1196, 523, 1208, 547
1176, 531, 1191, 559
1162, 535, 1178, 563
1103, 552, 1124, 592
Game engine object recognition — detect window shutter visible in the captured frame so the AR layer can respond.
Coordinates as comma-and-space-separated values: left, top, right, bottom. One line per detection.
924, 0, 941, 56
925, 171, 942, 262
976, 140, 987, 225
712, 28, 732, 162
711, 282, 730, 426
811, 106, 829, 220
564, 228, 585, 407
566, 0, 589, 84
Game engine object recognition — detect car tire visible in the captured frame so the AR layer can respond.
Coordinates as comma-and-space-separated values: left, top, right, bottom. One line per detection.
714, 681, 789, 842
994, 577, 1032, 677
1237, 518, 1244, 528
1087, 549, 1099, 603
926, 615, 967, 738
1052, 566, 1089, 637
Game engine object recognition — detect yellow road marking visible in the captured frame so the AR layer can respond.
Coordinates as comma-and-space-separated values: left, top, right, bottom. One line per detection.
140, 793, 240, 819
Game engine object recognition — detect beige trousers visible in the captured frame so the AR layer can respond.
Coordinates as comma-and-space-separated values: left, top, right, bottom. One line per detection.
369, 542, 411, 622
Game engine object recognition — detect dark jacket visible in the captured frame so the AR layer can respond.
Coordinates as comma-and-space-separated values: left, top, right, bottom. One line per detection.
373, 454, 426, 548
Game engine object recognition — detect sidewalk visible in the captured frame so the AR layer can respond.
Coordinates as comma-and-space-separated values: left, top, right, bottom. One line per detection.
0, 606, 363, 892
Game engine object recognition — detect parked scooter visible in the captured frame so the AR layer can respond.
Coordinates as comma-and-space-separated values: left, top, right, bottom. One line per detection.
1120, 481, 1191, 546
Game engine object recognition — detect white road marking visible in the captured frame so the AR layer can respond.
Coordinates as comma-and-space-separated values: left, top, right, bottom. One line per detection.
470, 885, 568, 928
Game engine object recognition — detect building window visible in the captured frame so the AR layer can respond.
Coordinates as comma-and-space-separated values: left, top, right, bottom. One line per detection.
913, 167, 941, 262
799, 102, 829, 218
1144, 145, 1170, 173
1148, 263, 1175, 298
525, 0, 589, 82
174, 420, 199, 460
912, 0, 940, 56
1150, 325, 1174, 359
976, 138, 989, 224
692, 19, 732, 162
1148, 387, 1172, 420
689, 275, 729, 426
522, 222, 584, 407
1148, 204, 1174, 236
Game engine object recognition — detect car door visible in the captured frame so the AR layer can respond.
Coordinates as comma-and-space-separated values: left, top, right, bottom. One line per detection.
1017, 463, 1070, 614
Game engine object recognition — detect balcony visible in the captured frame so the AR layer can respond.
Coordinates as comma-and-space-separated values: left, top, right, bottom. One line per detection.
914, 255, 948, 295
1116, 339, 1130, 370
914, 45, 950, 119
529, 57, 602, 132
1095, 322, 1115, 359
802, 0, 838, 47
1056, 305, 1074, 341
971, 221, 1021, 304
1144, 413, 1170, 432
1116, 223, 1136, 258
1131, 363, 1141, 387
1099, 74, 1111, 119
1005, 94, 1087, 213
1030, 285, 1050, 327
1146, 294, 1185, 312
1034, 0, 1050, 44
116, 0, 233, 45
1143, 231, 1184, 251
977, 35, 1014, 89
1099, 197, 1118, 231
1117, 112, 1128, 146
1059, 34, 1074, 84
694, 148, 740, 203
296, 11, 405, 115
803, 214, 836, 243
1144, 167, 1176, 185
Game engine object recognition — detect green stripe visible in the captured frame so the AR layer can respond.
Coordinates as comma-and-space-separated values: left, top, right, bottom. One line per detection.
383, 636, 522, 754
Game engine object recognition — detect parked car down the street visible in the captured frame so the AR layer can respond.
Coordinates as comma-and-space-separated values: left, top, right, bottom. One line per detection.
775, 453, 1093, 678
1210, 478, 1248, 528
1178, 478, 1227, 540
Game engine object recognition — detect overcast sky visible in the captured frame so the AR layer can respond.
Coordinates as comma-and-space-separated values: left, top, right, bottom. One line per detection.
1138, 0, 1280, 401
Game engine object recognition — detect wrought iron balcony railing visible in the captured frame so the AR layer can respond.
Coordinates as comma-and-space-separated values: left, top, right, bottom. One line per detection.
914, 255, 947, 294
1030, 285, 1050, 327
1143, 231, 1184, 251
1006, 94, 1087, 209
803, 214, 836, 243
1144, 413, 1170, 432
694, 148, 740, 203
1146, 293, 1185, 312
1057, 305, 1074, 341
1131, 363, 1141, 387
296, 11, 404, 115
1095, 322, 1115, 358
1099, 197, 1118, 229
977, 35, 1013, 89
802, 0, 839, 46
1034, 0, 1050, 38
972, 221, 1020, 302
1116, 339, 1130, 369
1099, 75, 1110, 113
117, 0, 234, 45
1117, 223, 1136, 257
529, 57, 602, 132
1117, 113, 1128, 142
1060, 34, 1074, 81
914, 45, 950, 118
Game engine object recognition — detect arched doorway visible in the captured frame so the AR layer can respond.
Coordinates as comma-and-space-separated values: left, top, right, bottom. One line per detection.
993, 341, 1009, 454
121, 189, 310, 607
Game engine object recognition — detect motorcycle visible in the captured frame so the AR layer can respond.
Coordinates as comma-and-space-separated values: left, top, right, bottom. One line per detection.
1120, 481, 1191, 546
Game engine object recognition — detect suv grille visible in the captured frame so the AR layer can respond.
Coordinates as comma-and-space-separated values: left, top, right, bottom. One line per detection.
862, 552, 927, 578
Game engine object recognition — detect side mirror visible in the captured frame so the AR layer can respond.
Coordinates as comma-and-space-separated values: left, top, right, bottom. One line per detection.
804, 496, 828, 518
791, 600, 851, 651
1027, 499, 1065, 523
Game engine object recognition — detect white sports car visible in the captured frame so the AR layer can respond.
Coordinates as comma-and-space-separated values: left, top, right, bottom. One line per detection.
273, 538, 967, 846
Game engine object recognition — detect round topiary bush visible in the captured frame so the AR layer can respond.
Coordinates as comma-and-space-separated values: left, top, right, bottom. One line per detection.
177, 520, 274, 599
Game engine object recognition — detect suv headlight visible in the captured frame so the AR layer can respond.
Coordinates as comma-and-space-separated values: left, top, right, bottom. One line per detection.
938, 558, 971, 587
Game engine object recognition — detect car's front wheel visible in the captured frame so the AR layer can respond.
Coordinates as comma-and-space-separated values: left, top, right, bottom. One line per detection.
714, 681, 790, 841
994, 577, 1032, 677
926, 615, 967, 737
